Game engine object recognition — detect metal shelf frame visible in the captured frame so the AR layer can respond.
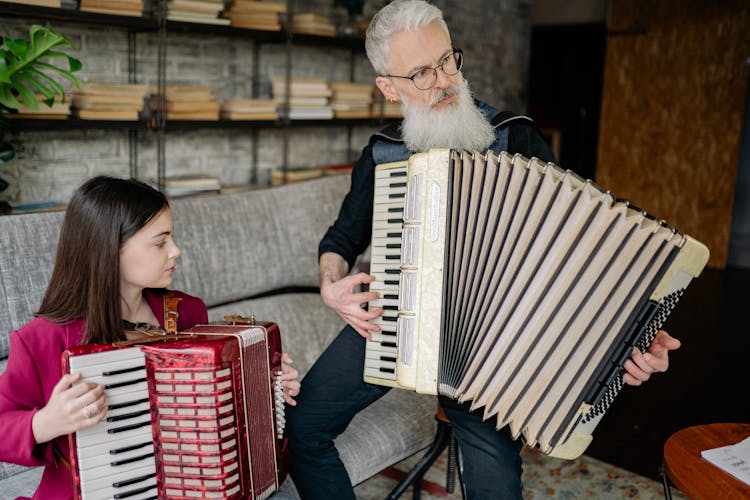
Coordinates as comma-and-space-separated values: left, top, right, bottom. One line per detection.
1, 0, 385, 188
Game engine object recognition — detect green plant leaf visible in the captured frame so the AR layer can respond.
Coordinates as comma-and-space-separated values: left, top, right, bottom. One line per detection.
0, 86, 20, 109
0, 59, 10, 84
4, 38, 27, 61
44, 50, 83, 73
68, 56, 82, 72
0, 25, 81, 110
33, 61, 81, 87
27, 68, 65, 97
13, 82, 37, 109
17, 73, 57, 101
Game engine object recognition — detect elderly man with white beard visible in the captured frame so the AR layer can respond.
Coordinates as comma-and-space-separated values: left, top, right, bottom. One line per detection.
285, 1, 682, 498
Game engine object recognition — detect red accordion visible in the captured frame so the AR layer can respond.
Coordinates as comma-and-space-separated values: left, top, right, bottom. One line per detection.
61, 321, 288, 500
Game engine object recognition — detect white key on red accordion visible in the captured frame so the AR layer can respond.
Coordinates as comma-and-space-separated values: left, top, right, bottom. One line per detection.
68, 347, 159, 500
79, 463, 156, 499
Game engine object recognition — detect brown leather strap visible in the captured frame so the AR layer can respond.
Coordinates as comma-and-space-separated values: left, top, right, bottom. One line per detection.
53, 441, 71, 471
163, 291, 182, 335
436, 403, 449, 423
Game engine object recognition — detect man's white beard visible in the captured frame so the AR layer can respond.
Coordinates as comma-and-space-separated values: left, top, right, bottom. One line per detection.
398, 76, 495, 153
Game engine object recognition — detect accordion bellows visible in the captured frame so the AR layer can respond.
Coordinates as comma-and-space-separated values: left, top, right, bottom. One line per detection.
364, 149, 709, 459
63, 322, 287, 500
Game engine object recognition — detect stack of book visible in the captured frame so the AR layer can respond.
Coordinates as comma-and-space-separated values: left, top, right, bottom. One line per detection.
166, 0, 230, 25
161, 175, 222, 197
272, 76, 333, 120
152, 86, 221, 120
4, 0, 60, 6
79, 0, 143, 16
220, 99, 278, 120
292, 13, 336, 37
271, 167, 323, 186
73, 83, 147, 120
224, 0, 285, 30
371, 90, 403, 118
329, 82, 374, 119
8, 94, 71, 119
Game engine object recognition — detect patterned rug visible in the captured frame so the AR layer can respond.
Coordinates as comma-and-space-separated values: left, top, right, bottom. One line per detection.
354, 446, 688, 499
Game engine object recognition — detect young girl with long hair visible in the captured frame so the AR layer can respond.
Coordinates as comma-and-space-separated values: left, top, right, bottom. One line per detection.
0, 176, 300, 499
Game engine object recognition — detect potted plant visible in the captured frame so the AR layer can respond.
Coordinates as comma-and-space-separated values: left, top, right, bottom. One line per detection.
0, 24, 82, 213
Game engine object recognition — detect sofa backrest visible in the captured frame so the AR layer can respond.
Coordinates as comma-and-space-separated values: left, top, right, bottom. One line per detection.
0, 210, 64, 359
0, 174, 350, 361
168, 175, 349, 308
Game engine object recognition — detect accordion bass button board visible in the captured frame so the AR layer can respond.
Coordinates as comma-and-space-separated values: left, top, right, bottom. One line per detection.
363, 148, 710, 459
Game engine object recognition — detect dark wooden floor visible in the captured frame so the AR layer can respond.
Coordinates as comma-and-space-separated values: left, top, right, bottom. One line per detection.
585, 265, 750, 481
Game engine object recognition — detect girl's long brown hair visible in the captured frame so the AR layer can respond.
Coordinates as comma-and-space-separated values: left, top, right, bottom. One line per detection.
36, 176, 168, 344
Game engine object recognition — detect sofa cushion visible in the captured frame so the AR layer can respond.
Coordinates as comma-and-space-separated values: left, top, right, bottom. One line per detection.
0, 211, 64, 358
337, 389, 437, 485
170, 175, 349, 309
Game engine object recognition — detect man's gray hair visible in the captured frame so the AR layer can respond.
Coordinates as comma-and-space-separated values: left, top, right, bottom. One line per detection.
365, 0, 449, 76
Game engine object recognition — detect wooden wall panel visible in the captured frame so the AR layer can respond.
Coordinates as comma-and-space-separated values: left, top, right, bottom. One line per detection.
597, 0, 750, 269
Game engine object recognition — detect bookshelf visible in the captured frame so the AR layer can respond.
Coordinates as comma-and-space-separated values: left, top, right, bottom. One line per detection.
1, 0, 393, 189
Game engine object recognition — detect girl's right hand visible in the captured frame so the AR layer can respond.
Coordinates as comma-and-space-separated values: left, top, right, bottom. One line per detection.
32, 373, 107, 444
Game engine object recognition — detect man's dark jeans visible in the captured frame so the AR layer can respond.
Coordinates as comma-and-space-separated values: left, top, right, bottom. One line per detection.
286, 324, 524, 499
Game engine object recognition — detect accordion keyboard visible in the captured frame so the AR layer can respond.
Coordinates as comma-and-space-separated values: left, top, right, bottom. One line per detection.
67, 347, 158, 500
364, 162, 408, 385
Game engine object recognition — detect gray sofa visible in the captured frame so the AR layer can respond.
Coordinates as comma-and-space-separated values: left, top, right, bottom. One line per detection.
0, 175, 437, 498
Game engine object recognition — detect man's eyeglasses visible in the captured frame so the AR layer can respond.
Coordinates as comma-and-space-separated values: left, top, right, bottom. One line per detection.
384, 48, 463, 90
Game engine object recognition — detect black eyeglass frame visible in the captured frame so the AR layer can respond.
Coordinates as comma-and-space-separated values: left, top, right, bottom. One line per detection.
383, 48, 464, 90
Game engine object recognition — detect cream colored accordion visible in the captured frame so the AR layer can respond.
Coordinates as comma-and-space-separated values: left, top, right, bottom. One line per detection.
363, 149, 709, 459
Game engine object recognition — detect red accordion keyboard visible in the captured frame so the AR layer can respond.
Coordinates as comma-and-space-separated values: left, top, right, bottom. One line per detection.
62, 322, 287, 500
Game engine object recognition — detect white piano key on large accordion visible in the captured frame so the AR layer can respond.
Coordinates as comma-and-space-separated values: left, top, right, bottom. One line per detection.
365, 148, 710, 460
364, 160, 409, 386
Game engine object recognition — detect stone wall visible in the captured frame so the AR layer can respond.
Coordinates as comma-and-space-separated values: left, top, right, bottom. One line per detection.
0, 0, 532, 205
